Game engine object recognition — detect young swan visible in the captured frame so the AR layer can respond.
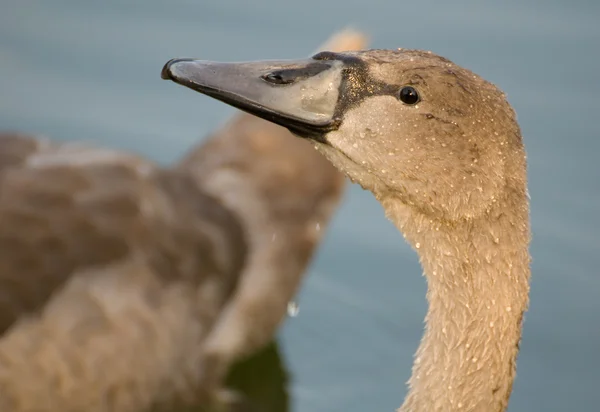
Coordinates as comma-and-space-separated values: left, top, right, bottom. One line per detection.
162, 48, 531, 412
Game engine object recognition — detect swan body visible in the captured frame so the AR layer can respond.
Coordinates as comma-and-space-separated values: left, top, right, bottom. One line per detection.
0, 29, 367, 412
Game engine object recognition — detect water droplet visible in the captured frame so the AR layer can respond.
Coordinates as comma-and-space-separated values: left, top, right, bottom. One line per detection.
489, 321, 494, 328
416, 242, 421, 249
287, 301, 300, 317
506, 306, 512, 312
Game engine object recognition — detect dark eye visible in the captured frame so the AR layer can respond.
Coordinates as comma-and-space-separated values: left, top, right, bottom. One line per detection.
398, 86, 420, 105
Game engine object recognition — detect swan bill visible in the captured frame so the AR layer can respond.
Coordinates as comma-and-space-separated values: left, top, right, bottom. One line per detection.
161, 57, 345, 140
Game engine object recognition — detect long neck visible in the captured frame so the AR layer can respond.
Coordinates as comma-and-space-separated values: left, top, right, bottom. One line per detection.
382, 187, 531, 412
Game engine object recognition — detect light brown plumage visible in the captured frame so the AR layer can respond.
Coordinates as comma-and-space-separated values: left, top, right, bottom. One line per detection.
162, 46, 531, 412
0, 28, 368, 412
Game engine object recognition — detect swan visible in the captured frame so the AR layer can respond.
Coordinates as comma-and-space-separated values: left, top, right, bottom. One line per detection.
0, 30, 367, 412
162, 47, 531, 412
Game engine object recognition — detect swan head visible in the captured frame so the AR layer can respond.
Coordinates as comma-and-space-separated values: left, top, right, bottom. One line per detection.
162, 49, 526, 221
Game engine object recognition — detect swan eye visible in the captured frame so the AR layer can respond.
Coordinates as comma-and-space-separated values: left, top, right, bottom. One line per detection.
398, 86, 420, 105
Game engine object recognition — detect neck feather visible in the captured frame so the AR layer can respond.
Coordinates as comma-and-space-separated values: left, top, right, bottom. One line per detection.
382, 186, 531, 412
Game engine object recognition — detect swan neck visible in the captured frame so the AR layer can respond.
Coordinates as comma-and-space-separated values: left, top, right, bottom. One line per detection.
384, 195, 531, 412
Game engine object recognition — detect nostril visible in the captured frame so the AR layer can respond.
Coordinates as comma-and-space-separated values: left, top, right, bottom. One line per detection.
262, 62, 332, 85
262, 71, 295, 85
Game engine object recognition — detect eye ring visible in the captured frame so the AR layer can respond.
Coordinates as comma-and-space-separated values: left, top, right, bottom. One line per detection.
398, 86, 420, 105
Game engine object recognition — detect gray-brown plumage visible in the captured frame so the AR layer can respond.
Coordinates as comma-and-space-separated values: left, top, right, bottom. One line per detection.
0, 29, 368, 412
163, 46, 531, 412
0, 133, 247, 411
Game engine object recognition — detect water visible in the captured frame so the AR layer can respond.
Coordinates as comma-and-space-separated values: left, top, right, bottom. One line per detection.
287, 301, 300, 318
1, 0, 599, 411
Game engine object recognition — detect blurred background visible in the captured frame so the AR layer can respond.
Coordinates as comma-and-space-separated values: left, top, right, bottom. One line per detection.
1, 0, 599, 411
